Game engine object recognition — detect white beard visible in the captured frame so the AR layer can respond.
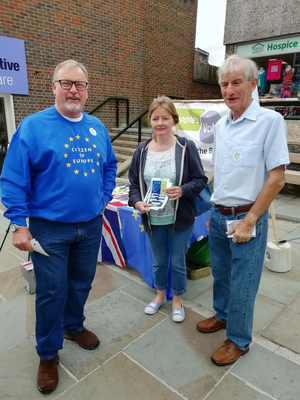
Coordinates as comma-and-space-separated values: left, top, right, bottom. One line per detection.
64, 100, 82, 112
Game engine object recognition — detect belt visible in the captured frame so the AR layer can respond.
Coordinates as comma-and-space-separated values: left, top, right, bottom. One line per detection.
215, 204, 253, 215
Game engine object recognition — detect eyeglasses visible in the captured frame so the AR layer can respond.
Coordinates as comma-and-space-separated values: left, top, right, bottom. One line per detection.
54, 80, 88, 91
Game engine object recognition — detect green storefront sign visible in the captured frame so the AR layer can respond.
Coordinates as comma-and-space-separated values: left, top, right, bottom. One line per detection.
237, 36, 300, 58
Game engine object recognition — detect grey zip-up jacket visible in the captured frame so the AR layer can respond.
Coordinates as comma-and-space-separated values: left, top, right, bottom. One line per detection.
128, 136, 207, 235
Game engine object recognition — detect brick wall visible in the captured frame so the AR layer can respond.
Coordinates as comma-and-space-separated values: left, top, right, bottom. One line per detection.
1, 0, 220, 129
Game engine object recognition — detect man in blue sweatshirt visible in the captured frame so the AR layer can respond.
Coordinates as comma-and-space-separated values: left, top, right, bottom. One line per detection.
0, 60, 118, 394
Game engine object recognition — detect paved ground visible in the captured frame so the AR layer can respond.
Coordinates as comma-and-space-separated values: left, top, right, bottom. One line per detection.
1, 193, 300, 400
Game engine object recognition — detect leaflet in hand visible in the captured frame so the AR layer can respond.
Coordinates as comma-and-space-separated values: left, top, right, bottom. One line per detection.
30, 238, 50, 256
226, 220, 256, 238
144, 178, 172, 210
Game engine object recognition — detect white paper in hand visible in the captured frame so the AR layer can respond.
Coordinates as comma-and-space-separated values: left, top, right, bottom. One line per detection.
30, 238, 50, 256
226, 220, 256, 238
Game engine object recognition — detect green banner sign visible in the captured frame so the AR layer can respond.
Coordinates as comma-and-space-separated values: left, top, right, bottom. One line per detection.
176, 108, 205, 131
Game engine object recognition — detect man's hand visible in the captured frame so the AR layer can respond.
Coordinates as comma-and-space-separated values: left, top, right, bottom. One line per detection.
12, 227, 34, 252
134, 201, 152, 214
101, 202, 107, 215
226, 215, 256, 243
165, 186, 182, 201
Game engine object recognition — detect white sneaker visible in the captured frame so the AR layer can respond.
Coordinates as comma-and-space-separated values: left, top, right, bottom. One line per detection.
144, 297, 167, 315
172, 304, 185, 322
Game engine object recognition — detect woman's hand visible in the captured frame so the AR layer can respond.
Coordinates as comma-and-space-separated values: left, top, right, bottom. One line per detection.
134, 201, 152, 214
165, 186, 182, 201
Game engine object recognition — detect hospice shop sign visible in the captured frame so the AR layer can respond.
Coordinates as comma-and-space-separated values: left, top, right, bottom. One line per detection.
237, 35, 300, 58
0, 36, 28, 95
174, 102, 228, 172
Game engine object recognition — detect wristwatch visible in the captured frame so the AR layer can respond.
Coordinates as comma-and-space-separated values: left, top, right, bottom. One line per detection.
10, 224, 23, 232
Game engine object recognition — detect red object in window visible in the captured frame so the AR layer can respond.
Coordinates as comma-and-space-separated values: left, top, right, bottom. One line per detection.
266, 60, 283, 80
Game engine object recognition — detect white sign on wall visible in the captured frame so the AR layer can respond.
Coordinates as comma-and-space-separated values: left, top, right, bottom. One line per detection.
237, 36, 300, 58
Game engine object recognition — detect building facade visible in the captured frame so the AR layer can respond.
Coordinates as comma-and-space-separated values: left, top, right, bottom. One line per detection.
224, 0, 300, 99
0, 0, 221, 173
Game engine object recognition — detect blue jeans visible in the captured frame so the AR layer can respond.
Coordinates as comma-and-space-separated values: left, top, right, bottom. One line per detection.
29, 215, 103, 360
146, 224, 194, 296
209, 207, 268, 350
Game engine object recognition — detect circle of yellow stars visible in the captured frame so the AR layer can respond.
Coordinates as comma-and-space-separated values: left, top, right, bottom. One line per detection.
63, 134, 100, 176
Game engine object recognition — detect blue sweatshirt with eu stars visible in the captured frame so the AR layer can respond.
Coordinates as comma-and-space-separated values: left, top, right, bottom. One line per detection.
0, 106, 118, 226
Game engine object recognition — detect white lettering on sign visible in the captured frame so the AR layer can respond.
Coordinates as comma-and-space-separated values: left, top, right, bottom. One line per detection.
179, 116, 200, 125
203, 123, 215, 134
0, 76, 13, 85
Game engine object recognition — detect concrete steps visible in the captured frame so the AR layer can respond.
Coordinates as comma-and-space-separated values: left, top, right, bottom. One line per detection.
110, 127, 152, 177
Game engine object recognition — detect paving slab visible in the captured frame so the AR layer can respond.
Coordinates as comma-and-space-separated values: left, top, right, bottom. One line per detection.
60, 290, 166, 380
258, 268, 300, 305
273, 194, 297, 209
267, 227, 294, 243
192, 286, 214, 314
191, 288, 284, 336
281, 242, 300, 281
0, 265, 25, 300
183, 274, 214, 301
0, 216, 9, 234
87, 262, 133, 305
275, 203, 300, 223
125, 308, 230, 400
119, 280, 172, 315
252, 294, 285, 334
59, 352, 183, 400
0, 337, 76, 400
206, 373, 270, 400
0, 292, 35, 352
281, 224, 300, 243
262, 293, 300, 354
232, 343, 300, 400
0, 247, 27, 273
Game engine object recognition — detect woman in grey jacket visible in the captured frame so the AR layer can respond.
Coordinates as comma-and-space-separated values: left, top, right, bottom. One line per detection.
128, 96, 207, 322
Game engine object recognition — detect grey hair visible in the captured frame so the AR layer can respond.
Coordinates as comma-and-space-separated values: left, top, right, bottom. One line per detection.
52, 60, 89, 82
217, 55, 258, 84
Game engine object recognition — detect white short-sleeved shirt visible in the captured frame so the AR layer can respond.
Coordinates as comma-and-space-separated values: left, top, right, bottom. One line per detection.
211, 100, 290, 206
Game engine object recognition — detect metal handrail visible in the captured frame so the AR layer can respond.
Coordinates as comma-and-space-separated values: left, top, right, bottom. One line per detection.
110, 109, 149, 144
89, 97, 129, 128
110, 95, 185, 144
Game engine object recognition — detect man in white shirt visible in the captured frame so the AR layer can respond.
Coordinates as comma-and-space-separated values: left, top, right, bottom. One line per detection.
197, 55, 289, 366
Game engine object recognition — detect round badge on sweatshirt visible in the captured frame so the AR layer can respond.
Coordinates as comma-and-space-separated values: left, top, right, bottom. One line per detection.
90, 128, 97, 136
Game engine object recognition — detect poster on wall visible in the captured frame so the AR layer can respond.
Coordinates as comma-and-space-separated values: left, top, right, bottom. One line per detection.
0, 36, 28, 95
174, 101, 228, 171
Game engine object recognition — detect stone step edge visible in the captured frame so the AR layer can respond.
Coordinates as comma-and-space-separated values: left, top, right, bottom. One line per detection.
111, 127, 152, 134
113, 146, 135, 153
117, 156, 132, 175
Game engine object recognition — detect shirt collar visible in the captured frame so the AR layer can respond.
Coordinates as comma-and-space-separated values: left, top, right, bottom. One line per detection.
225, 100, 260, 124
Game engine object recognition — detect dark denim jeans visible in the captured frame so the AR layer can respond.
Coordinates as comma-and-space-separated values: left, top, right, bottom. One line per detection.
209, 207, 268, 350
146, 224, 194, 296
29, 215, 103, 360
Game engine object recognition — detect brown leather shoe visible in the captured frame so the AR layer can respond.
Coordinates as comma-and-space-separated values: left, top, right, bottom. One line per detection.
64, 327, 100, 350
197, 315, 226, 333
37, 355, 59, 394
211, 339, 249, 366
